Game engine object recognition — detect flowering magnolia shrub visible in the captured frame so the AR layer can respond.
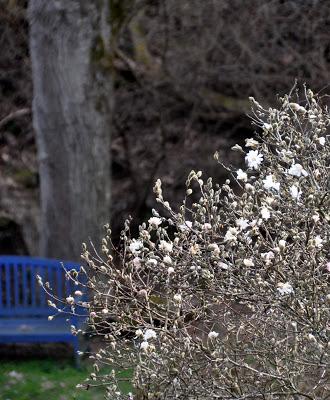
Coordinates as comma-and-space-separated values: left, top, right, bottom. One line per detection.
41, 89, 329, 399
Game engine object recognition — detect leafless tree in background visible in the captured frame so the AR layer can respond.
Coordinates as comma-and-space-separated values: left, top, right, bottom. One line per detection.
0, 0, 329, 254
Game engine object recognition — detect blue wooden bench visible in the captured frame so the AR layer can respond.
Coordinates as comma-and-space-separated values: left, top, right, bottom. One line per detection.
0, 255, 86, 365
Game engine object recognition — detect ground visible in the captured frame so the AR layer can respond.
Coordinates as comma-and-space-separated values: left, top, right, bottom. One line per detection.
0, 359, 132, 400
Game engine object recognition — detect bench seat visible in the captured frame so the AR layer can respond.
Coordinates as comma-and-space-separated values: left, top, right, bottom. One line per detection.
0, 317, 73, 337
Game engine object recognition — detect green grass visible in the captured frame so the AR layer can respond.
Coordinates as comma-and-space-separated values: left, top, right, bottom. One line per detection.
0, 359, 132, 400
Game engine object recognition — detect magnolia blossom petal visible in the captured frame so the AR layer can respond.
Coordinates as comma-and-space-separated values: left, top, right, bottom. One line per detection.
277, 282, 294, 295
261, 207, 271, 220
236, 218, 249, 230
290, 185, 301, 200
245, 150, 263, 169
208, 331, 219, 339
148, 217, 162, 227
144, 329, 157, 341
263, 175, 280, 191
236, 169, 248, 182
129, 239, 143, 254
288, 163, 308, 177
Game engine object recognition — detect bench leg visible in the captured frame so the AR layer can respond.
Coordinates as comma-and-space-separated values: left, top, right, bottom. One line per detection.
73, 337, 81, 368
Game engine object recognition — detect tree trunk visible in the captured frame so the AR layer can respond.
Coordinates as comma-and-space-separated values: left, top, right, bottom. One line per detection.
28, 0, 112, 260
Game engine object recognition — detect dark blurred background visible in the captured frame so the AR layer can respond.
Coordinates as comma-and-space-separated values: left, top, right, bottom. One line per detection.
1, 0, 329, 259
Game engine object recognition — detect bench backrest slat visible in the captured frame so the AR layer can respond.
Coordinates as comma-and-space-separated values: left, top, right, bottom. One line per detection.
5, 263, 10, 310
57, 267, 63, 300
22, 263, 28, 307
14, 263, 19, 307
0, 256, 84, 317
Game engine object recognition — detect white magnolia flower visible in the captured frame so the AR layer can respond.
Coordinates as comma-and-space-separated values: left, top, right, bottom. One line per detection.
202, 223, 212, 231
190, 243, 201, 255
290, 185, 301, 200
278, 240, 286, 249
144, 329, 157, 341
313, 235, 323, 248
167, 266, 175, 274
74, 290, 83, 297
208, 243, 220, 255
265, 196, 275, 206
129, 239, 143, 254
208, 331, 219, 339
245, 150, 263, 169
224, 227, 239, 242
243, 258, 254, 267
245, 183, 254, 193
261, 207, 271, 220
236, 218, 249, 230
288, 163, 308, 177
147, 258, 158, 267
236, 169, 248, 182
66, 296, 75, 305
245, 138, 259, 148
218, 262, 229, 270
318, 137, 325, 146
133, 257, 142, 268
261, 251, 275, 265
263, 175, 280, 191
173, 293, 182, 303
135, 329, 143, 337
312, 214, 320, 223
148, 217, 162, 228
163, 255, 172, 264
277, 282, 294, 295
159, 240, 173, 253
140, 341, 149, 351
278, 149, 294, 163
138, 289, 148, 299
179, 221, 193, 232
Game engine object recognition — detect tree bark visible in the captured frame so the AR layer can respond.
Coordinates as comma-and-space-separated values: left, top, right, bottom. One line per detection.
28, 0, 112, 260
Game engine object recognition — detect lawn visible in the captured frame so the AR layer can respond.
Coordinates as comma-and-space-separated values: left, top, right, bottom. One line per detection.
0, 359, 132, 400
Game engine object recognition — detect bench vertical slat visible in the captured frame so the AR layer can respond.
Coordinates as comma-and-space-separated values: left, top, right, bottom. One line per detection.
22, 263, 28, 306
5, 263, 11, 308
39, 264, 46, 306
14, 263, 19, 307
30, 264, 36, 308
56, 268, 63, 300
65, 271, 70, 297
47, 265, 52, 306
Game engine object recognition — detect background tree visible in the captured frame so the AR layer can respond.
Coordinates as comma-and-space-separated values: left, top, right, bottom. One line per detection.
0, 0, 329, 255
28, 0, 113, 259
